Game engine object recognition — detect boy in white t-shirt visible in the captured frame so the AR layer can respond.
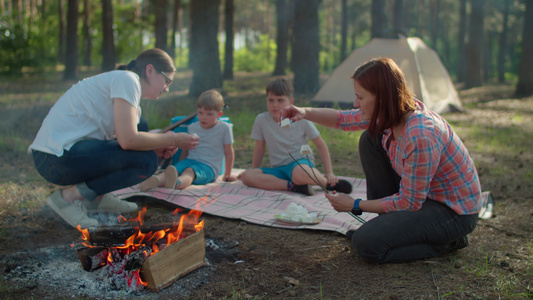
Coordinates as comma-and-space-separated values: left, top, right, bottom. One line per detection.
239, 78, 352, 196
139, 89, 237, 190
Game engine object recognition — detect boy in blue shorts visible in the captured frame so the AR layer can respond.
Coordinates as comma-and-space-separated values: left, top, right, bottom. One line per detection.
240, 78, 352, 196
139, 89, 236, 191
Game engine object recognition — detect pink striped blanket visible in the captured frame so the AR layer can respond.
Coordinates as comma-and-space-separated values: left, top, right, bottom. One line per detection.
113, 169, 376, 235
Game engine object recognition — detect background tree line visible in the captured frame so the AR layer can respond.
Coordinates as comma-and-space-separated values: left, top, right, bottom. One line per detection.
0, 0, 531, 97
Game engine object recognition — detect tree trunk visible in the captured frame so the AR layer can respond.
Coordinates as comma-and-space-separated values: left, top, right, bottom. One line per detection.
272, 0, 289, 76
223, 0, 234, 80
371, 0, 386, 38
393, 0, 404, 36
154, 0, 169, 52
340, 0, 348, 62
484, 31, 495, 82
497, 0, 510, 83
465, 0, 484, 89
189, 0, 222, 97
58, 0, 66, 62
82, 0, 92, 67
101, 0, 115, 72
292, 0, 320, 95
430, 0, 439, 49
63, 0, 79, 80
456, 0, 467, 82
515, 0, 533, 97
170, 0, 181, 59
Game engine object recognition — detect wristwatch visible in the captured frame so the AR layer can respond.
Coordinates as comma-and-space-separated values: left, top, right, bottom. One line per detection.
351, 198, 362, 215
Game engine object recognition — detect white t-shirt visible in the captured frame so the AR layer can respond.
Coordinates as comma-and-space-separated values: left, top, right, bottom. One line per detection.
186, 121, 234, 176
251, 112, 320, 167
29, 70, 142, 156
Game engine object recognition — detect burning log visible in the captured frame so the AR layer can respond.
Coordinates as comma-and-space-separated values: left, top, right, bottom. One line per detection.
124, 245, 152, 271
86, 223, 198, 247
77, 247, 109, 271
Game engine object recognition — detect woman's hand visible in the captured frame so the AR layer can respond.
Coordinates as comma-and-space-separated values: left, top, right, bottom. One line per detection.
170, 132, 200, 150
279, 105, 306, 122
154, 145, 178, 159
325, 192, 354, 212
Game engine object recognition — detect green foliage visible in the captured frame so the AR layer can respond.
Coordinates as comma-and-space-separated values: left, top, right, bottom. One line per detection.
232, 34, 276, 72
174, 48, 190, 70
0, 25, 37, 75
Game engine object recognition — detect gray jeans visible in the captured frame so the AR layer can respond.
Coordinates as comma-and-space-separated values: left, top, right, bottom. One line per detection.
352, 131, 478, 263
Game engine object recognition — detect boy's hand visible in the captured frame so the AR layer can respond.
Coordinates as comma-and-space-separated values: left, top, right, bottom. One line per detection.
279, 105, 305, 122
325, 172, 339, 187
223, 174, 237, 182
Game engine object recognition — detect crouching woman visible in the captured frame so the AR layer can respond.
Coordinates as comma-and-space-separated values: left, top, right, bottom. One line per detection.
280, 57, 481, 263
29, 48, 199, 228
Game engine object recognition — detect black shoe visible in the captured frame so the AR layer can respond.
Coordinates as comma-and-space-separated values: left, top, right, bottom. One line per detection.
289, 182, 315, 196
450, 235, 469, 251
326, 179, 353, 194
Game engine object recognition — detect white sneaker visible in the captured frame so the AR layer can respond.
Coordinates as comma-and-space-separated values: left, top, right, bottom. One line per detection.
83, 193, 138, 213
46, 190, 99, 228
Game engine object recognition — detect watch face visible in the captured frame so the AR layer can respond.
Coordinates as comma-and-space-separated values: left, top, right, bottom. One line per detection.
351, 209, 362, 216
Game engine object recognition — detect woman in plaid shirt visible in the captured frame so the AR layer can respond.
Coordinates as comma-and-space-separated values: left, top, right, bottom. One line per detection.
280, 58, 481, 263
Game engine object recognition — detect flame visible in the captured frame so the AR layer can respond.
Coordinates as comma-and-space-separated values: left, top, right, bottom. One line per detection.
127, 206, 147, 226
77, 193, 215, 290
77, 225, 92, 247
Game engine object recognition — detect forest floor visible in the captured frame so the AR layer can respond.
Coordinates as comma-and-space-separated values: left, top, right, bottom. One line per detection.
0, 71, 531, 299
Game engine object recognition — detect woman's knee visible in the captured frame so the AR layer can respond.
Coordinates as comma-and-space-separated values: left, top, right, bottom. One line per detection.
137, 151, 159, 176
351, 226, 389, 264
358, 130, 381, 156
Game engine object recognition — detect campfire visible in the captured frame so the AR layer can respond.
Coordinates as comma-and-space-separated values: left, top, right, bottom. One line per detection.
76, 201, 207, 292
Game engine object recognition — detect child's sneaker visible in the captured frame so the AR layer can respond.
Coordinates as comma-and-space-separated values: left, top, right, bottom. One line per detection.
289, 182, 315, 196
326, 179, 353, 194
83, 193, 138, 213
46, 190, 99, 228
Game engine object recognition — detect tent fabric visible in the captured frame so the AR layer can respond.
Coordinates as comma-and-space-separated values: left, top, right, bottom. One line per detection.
312, 37, 462, 114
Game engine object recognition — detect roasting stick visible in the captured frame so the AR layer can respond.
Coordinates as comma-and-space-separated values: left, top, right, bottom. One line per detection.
282, 146, 366, 225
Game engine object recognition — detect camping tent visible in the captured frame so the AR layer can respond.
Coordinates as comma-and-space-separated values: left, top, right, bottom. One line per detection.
312, 37, 462, 114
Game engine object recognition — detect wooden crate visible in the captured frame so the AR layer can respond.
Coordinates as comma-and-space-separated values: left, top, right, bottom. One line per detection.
140, 229, 206, 292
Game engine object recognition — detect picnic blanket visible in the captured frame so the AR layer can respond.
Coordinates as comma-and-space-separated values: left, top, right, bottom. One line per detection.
113, 169, 377, 235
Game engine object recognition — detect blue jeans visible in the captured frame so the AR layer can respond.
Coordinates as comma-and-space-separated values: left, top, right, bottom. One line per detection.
352, 131, 478, 263
32, 117, 159, 201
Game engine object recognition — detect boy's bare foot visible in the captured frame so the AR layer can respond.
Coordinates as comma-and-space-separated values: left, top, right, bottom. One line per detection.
138, 176, 160, 191
164, 165, 178, 189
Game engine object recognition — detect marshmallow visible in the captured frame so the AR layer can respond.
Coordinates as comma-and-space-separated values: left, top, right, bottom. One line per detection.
280, 118, 291, 128
278, 202, 319, 223
300, 145, 312, 155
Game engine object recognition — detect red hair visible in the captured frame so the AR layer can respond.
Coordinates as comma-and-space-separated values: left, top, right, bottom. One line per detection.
351, 58, 416, 135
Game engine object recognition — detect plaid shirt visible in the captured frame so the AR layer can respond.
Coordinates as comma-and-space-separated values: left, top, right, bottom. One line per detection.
337, 100, 481, 215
